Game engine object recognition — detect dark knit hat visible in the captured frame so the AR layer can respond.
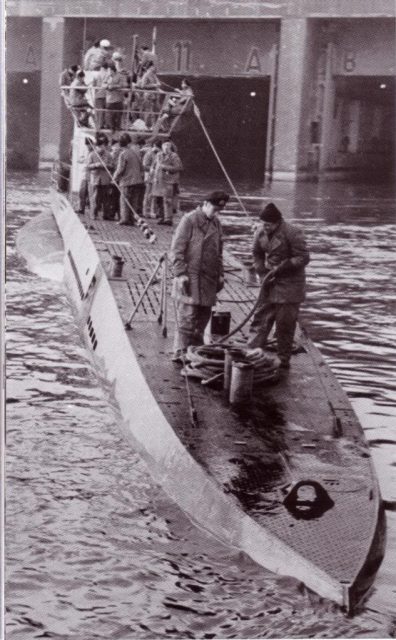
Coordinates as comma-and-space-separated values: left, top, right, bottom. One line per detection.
119, 132, 131, 147
260, 202, 282, 223
205, 191, 230, 208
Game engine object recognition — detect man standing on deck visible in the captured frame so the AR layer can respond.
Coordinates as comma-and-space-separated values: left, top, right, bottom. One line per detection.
248, 202, 310, 370
86, 135, 114, 222
113, 133, 144, 225
170, 191, 230, 363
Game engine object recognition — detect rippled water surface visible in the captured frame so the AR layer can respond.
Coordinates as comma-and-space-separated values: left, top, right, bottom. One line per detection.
5, 172, 396, 639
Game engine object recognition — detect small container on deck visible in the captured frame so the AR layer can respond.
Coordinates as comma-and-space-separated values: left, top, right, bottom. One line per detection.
111, 255, 125, 278
210, 310, 231, 337
229, 360, 254, 405
224, 347, 245, 391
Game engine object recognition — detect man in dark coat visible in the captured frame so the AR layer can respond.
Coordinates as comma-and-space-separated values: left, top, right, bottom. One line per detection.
248, 202, 310, 369
170, 190, 230, 362
113, 133, 144, 224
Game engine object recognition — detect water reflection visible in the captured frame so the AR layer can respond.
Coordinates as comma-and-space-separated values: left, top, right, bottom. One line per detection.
5, 172, 396, 638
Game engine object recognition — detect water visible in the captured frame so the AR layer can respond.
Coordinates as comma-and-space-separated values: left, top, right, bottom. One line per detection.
5, 172, 396, 639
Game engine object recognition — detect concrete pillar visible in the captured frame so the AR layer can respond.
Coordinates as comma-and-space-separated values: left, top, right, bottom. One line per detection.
319, 43, 337, 171
39, 16, 65, 165
270, 18, 312, 181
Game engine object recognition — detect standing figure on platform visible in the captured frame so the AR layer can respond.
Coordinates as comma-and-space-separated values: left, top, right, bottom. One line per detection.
112, 52, 131, 128
248, 203, 310, 370
140, 62, 161, 128
136, 46, 158, 79
142, 139, 162, 218
113, 133, 145, 225
69, 70, 92, 127
103, 63, 128, 133
151, 140, 183, 226
86, 135, 114, 221
92, 61, 110, 129
84, 39, 112, 72
170, 191, 230, 363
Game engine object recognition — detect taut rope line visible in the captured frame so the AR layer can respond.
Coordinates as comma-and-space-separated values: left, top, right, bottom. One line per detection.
193, 102, 249, 218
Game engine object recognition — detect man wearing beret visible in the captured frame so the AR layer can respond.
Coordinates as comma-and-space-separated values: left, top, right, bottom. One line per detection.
248, 202, 310, 370
170, 191, 230, 362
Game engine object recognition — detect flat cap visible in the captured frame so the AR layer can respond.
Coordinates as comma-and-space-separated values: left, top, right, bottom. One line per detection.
205, 190, 230, 208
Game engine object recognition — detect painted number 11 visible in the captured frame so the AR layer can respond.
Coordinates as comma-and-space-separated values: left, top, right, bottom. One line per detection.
173, 41, 192, 72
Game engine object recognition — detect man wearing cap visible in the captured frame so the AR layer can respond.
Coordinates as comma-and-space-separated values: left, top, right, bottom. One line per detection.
113, 133, 144, 225
84, 39, 112, 72
170, 191, 229, 363
248, 202, 310, 370
59, 64, 79, 105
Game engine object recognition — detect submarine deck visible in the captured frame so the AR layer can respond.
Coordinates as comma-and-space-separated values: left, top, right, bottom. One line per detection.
75, 202, 380, 592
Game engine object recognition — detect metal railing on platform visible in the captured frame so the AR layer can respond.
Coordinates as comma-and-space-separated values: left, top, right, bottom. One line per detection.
61, 85, 193, 136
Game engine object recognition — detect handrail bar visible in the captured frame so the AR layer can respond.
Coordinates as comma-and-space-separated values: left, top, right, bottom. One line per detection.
60, 86, 183, 98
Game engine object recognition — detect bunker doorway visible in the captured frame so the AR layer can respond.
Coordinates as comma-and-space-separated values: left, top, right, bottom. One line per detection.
161, 75, 270, 184
333, 75, 395, 182
7, 70, 41, 170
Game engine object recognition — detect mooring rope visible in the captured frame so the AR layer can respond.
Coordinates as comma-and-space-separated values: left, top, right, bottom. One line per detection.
192, 102, 250, 218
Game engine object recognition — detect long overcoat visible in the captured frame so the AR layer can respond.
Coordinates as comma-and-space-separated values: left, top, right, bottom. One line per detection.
151, 150, 183, 197
171, 207, 223, 307
252, 220, 309, 303
113, 145, 143, 187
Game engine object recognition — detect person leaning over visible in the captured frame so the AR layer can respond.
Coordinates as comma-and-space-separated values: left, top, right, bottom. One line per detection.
248, 202, 310, 370
170, 191, 230, 363
113, 133, 145, 225
59, 64, 79, 105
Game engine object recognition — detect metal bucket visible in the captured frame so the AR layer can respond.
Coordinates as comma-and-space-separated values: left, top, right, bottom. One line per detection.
223, 347, 245, 391
229, 361, 254, 405
111, 255, 124, 278
210, 310, 231, 337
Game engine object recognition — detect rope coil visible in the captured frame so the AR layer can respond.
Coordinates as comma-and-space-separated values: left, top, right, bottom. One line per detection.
181, 344, 279, 385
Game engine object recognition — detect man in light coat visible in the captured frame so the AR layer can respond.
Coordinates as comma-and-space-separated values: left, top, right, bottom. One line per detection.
248, 202, 310, 369
86, 135, 114, 221
151, 140, 183, 225
113, 133, 144, 225
170, 190, 230, 362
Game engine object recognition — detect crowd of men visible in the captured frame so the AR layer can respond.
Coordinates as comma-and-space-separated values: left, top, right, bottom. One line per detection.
77, 131, 182, 227
66, 42, 309, 373
60, 38, 194, 133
